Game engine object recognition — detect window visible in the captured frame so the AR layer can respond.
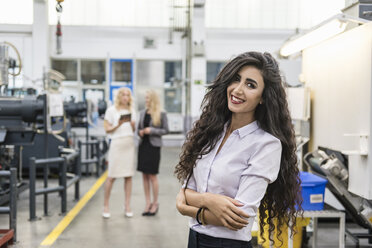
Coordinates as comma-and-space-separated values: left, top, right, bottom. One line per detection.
112, 61, 132, 82
81, 60, 105, 85
51, 60, 78, 81
164, 88, 182, 113
165, 61, 182, 84
164, 61, 182, 113
51, 58, 107, 102
207, 62, 226, 84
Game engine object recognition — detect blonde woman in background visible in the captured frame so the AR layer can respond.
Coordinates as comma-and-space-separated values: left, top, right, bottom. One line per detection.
103, 87, 136, 218
137, 90, 169, 216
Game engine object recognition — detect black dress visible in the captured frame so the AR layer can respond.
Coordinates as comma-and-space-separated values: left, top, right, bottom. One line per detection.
137, 113, 161, 174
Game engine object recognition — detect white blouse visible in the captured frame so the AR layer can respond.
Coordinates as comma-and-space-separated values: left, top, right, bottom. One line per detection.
104, 105, 136, 139
186, 121, 282, 242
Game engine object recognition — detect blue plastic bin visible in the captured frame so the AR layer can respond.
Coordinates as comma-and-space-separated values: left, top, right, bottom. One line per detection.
299, 172, 328, 211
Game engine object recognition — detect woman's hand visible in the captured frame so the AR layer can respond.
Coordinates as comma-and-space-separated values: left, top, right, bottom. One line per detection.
139, 129, 144, 137
176, 189, 187, 215
177, 188, 249, 231
143, 127, 151, 135
196, 191, 250, 230
130, 121, 135, 131
117, 119, 126, 127
176, 189, 199, 217
104, 119, 124, 133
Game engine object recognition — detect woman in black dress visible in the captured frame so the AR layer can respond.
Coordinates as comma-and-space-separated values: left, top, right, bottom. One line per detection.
137, 90, 169, 216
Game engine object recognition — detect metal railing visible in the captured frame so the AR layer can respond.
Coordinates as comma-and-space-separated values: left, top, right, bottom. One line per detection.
59, 147, 81, 201
79, 140, 101, 177
28, 149, 80, 221
29, 157, 66, 221
0, 168, 17, 242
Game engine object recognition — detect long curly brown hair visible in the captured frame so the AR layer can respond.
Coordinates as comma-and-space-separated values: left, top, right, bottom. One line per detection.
174, 51, 302, 244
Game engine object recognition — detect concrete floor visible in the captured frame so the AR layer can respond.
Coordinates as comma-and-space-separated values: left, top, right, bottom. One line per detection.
1, 146, 372, 248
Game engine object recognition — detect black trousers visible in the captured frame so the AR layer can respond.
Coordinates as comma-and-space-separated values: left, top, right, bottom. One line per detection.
188, 229, 252, 248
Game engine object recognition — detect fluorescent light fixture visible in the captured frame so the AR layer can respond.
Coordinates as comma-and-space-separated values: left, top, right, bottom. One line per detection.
280, 14, 368, 57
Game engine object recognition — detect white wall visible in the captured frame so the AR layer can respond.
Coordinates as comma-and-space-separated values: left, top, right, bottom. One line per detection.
1, 24, 302, 94
49, 26, 184, 60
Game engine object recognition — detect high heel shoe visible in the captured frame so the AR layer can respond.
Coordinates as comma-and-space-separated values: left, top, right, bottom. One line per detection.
102, 207, 110, 218
124, 206, 133, 218
142, 204, 152, 216
102, 212, 111, 218
125, 212, 133, 218
148, 203, 159, 216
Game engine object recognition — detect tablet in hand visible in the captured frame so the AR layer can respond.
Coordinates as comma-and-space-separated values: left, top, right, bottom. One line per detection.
120, 113, 131, 122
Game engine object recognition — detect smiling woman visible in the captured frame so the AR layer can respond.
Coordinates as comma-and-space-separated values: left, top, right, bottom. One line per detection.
175, 51, 302, 248
227, 66, 265, 121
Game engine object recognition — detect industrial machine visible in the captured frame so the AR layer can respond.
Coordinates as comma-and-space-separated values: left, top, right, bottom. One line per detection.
0, 39, 107, 203
19, 99, 89, 174
0, 94, 48, 203
0, 95, 45, 145
0, 41, 64, 202
0, 41, 21, 92
304, 148, 372, 245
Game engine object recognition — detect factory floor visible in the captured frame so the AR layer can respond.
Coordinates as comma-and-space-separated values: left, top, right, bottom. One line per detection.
1, 146, 371, 248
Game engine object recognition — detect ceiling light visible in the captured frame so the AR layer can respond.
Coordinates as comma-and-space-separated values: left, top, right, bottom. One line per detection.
280, 14, 368, 57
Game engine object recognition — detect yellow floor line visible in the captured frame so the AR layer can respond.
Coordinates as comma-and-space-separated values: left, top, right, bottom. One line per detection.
40, 171, 107, 247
